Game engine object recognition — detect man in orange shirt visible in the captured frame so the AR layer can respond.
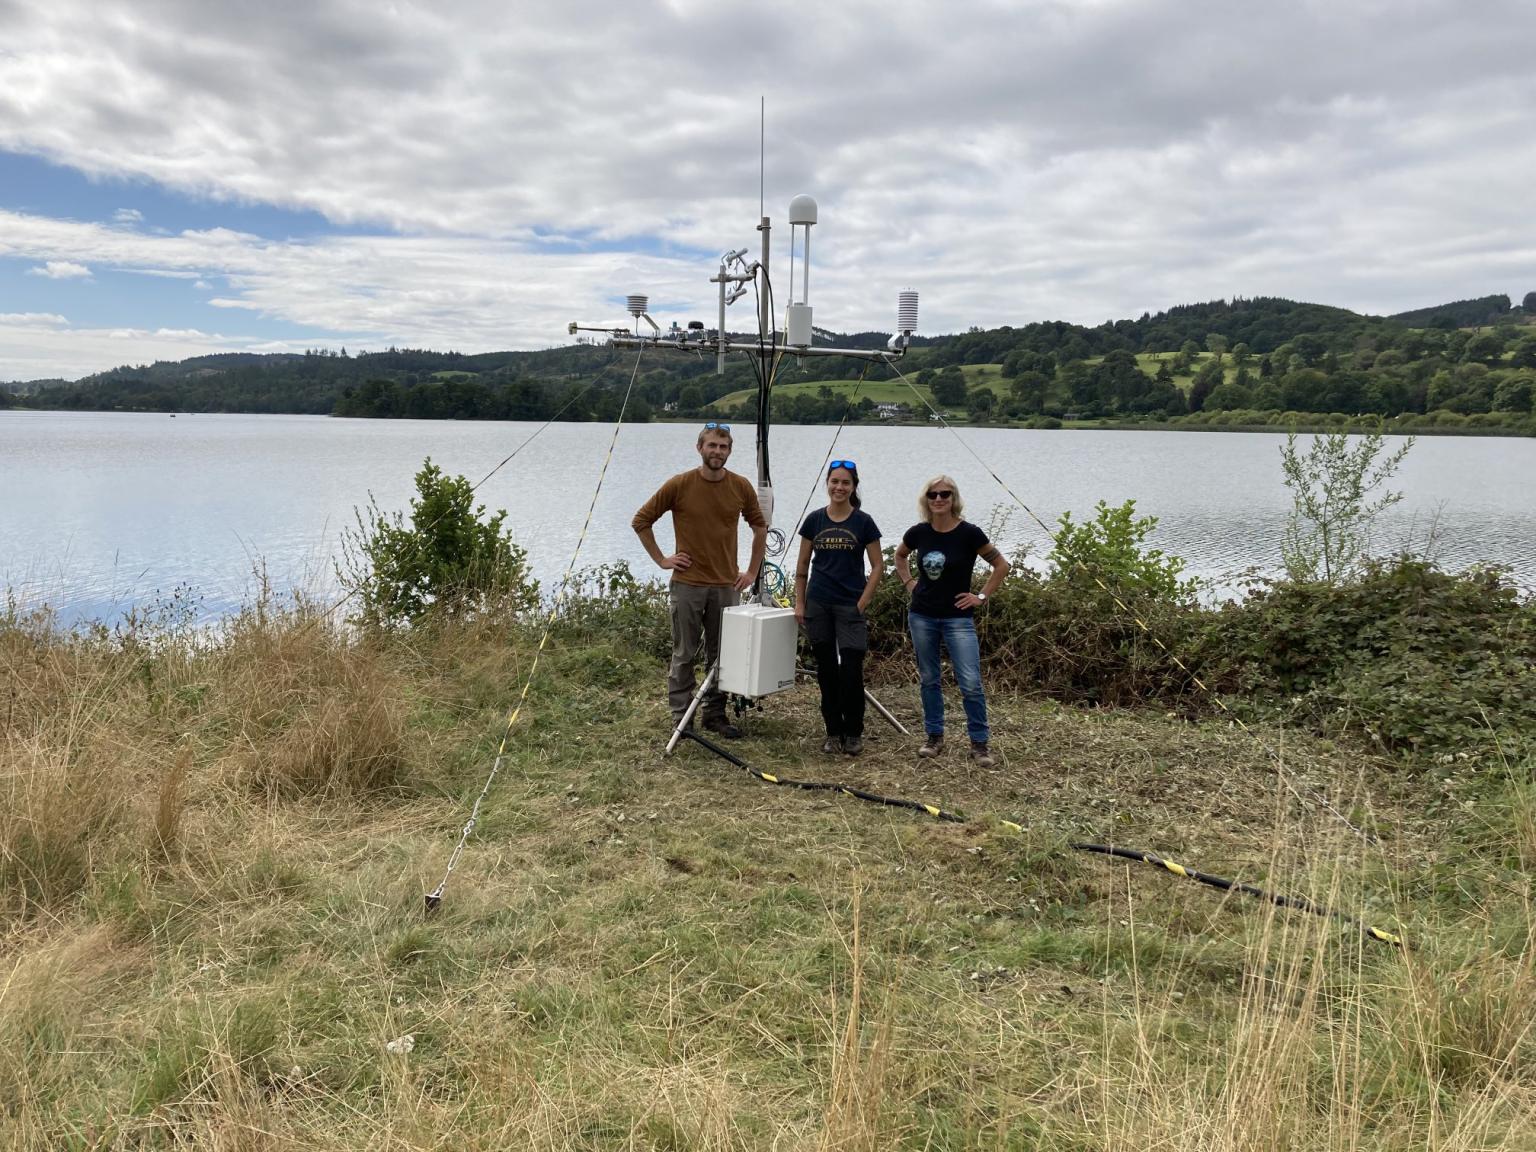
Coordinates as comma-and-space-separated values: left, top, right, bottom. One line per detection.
633, 422, 767, 738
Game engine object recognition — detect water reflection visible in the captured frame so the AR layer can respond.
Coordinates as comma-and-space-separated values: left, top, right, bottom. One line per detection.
3, 411, 1533, 626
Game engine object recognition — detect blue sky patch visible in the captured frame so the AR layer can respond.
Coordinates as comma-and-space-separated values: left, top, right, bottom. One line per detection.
0, 150, 374, 241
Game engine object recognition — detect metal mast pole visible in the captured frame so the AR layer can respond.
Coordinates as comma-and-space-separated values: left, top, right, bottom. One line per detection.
753, 215, 773, 598
756, 215, 772, 495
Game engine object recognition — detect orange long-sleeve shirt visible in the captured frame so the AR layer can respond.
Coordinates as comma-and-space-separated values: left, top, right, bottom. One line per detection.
632, 469, 766, 587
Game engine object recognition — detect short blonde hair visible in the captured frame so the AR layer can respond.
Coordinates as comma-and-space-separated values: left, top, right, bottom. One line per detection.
697, 423, 734, 447
918, 474, 964, 522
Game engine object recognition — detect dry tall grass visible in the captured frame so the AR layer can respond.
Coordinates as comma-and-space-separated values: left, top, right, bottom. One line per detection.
3, 599, 1534, 1149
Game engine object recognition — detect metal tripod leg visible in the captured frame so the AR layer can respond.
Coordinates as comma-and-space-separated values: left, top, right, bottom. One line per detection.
864, 687, 911, 736
665, 660, 719, 756
795, 664, 910, 736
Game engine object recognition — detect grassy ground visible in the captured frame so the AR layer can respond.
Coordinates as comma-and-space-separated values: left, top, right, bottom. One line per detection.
3, 602, 1535, 1149
709, 378, 934, 411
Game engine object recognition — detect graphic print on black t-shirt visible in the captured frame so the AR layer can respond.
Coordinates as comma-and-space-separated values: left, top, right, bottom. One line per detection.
902, 520, 990, 618
799, 508, 881, 605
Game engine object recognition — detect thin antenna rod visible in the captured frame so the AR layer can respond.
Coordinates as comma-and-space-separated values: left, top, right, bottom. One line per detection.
760, 96, 765, 219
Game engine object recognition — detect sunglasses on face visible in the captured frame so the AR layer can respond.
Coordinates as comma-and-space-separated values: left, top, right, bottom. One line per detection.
927, 490, 954, 500
703, 421, 731, 432
827, 460, 856, 472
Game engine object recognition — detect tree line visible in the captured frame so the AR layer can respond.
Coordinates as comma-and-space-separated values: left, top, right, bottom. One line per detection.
5, 295, 1535, 430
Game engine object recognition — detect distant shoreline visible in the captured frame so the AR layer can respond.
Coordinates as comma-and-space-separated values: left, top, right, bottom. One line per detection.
5, 406, 1534, 439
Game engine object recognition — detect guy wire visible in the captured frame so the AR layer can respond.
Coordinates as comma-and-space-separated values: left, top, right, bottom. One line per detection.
424, 348, 645, 912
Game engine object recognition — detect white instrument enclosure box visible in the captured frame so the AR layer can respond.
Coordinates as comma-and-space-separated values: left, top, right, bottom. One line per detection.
718, 605, 798, 698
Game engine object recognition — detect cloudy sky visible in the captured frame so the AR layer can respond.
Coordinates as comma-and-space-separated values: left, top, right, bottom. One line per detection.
2, 0, 1534, 382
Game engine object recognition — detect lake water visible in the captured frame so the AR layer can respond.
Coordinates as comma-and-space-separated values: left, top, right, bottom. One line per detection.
3, 410, 1533, 625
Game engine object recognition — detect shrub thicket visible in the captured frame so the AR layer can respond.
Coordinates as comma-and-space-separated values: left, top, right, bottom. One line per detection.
1207, 559, 1536, 756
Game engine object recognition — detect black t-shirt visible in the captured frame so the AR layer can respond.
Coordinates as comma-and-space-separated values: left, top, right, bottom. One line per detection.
799, 507, 881, 606
902, 520, 990, 618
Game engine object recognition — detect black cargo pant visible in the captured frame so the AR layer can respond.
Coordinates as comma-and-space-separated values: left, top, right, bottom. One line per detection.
803, 599, 868, 740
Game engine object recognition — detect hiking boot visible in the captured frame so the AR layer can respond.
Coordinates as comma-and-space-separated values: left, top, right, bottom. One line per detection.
821, 735, 844, 755
703, 717, 742, 740
969, 741, 995, 768
843, 736, 864, 756
917, 733, 944, 759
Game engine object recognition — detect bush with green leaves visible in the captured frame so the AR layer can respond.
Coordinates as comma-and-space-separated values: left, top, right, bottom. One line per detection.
339, 459, 538, 628
1047, 499, 1198, 602
550, 561, 670, 660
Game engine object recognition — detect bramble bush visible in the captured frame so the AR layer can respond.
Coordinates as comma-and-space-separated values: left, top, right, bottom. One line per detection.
1207, 558, 1536, 758
550, 561, 671, 660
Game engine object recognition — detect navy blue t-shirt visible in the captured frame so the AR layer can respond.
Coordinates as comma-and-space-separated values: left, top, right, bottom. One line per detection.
902, 520, 991, 618
799, 507, 881, 606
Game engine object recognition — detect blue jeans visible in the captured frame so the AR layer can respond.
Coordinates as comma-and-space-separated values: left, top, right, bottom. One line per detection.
907, 611, 989, 743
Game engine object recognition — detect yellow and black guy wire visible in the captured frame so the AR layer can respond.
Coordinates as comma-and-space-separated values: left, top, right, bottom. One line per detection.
1070, 842, 1404, 947
681, 729, 963, 823
678, 731, 1401, 945
425, 348, 645, 913
886, 361, 1371, 845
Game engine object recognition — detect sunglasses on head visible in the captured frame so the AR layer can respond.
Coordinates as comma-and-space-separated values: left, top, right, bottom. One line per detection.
703, 421, 730, 432
827, 459, 857, 472
927, 490, 954, 500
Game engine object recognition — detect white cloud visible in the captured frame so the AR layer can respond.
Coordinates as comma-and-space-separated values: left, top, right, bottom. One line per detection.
0, 312, 68, 326
27, 259, 93, 279
1, 0, 1535, 381
0, 311, 316, 381
113, 207, 144, 224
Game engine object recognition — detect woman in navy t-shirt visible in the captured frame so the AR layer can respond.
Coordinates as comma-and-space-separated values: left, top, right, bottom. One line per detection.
894, 474, 1010, 766
794, 461, 884, 755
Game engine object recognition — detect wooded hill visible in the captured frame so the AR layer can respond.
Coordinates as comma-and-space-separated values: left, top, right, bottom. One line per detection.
4, 293, 1534, 430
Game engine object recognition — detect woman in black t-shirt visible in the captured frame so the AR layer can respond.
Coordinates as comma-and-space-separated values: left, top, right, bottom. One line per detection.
894, 474, 1010, 767
794, 461, 883, 755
